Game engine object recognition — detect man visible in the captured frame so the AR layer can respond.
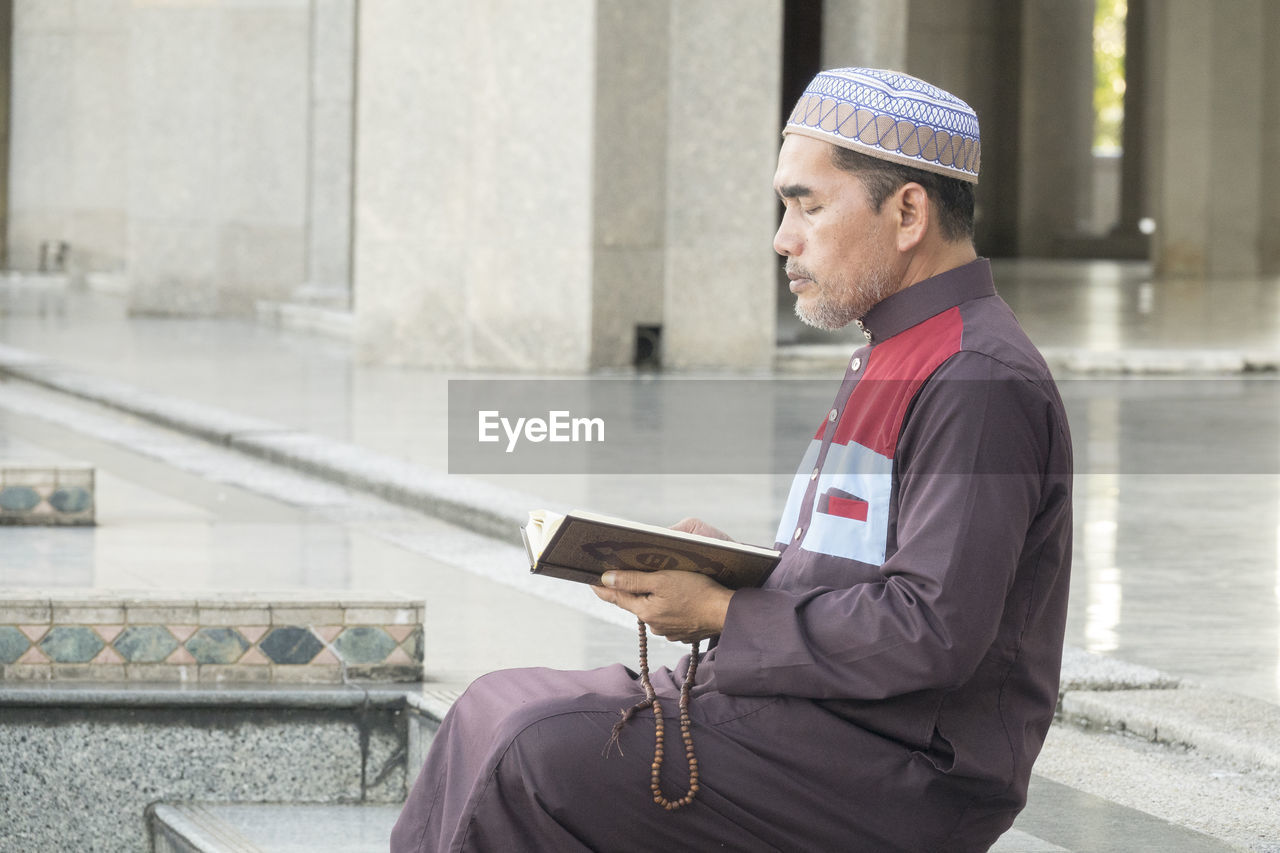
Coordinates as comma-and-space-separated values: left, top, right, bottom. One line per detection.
392, 68, 1072, 852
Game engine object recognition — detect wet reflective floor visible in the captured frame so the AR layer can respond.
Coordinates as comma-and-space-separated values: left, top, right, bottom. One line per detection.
1, 259, 1279, 705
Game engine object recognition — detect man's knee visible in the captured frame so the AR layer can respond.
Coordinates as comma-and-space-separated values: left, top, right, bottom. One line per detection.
495, 706, 650, 805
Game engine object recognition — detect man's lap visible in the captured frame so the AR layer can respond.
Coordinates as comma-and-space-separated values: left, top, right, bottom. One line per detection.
395, 664, 985, 852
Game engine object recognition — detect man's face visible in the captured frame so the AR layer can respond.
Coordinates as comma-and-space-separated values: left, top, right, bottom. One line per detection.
772, 134, 900, 331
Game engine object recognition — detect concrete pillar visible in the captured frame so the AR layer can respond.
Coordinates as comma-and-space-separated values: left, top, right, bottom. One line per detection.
590, 0, 669, 369
660, 0, 782, 370
7, 0, 129, 274
0, 0, 10, 266
353, 1, 596, 370
1015, 0, 1095, 257
8, 4, 74, 273
1259, 1, 1280, 275
906, 0, 1023, 256
302, 0, 356, 306
1149, 0, 1266, 277
352, 1, 782, 371
821, 0, 907, 69
1112, 0, 1148, 238
128, 1, 310, 314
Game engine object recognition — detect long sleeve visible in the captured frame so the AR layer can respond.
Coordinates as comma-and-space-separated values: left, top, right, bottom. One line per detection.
711, 352, 1063, 701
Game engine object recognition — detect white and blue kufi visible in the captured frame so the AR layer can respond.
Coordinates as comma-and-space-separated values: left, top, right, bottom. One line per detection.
784, 68, 980, 184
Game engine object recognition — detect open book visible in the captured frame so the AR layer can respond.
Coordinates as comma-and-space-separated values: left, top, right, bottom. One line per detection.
521, 509, 780, 590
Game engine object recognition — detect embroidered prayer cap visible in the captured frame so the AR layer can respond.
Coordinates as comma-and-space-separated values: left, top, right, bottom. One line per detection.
784, 67, 980, 184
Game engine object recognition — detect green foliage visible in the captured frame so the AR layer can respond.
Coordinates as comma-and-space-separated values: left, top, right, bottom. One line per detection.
1094, 0, 1127, 152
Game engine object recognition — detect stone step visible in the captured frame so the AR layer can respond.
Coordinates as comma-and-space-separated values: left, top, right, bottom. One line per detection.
151, 803, 401, 853
146, 800, 1065, 853
0, 463, 94, 524
146, 791, 1158, 853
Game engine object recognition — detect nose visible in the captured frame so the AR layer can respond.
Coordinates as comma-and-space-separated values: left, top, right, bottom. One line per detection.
773, 207, 800, 257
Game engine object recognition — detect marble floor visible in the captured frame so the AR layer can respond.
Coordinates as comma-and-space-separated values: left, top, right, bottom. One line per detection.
1, 260, 1278, 705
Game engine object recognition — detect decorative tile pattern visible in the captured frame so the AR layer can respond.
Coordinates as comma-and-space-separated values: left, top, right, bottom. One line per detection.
406, 626, 424, 664
333, 627, 397, 665
0, 591, 425, 684
39, 626, 105, 663
114, 626, 178, 663
0, 626, 29, 664
259, 626, 324, 665
0, 466, 95, 525
186, 628, 251, 664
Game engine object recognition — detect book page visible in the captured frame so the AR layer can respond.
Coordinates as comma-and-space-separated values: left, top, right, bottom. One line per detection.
524, 509, 565, 557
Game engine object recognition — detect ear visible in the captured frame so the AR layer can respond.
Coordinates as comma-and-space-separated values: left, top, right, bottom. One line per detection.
893, 183, 929, 252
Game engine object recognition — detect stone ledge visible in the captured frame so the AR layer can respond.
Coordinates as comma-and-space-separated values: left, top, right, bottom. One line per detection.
0, 589, 425, 684
1059, 645, 1181, 692
1060, 687, 1280, 771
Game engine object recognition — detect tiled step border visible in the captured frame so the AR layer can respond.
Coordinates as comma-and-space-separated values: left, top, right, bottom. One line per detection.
0, 590, 424, 683
0, 464, 94, 525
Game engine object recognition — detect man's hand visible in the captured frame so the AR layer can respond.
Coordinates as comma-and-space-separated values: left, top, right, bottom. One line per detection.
592, 569, 733, 644
669, 517, 734, 541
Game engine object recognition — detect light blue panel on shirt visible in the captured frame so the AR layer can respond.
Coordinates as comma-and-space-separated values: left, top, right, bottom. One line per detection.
802, 441, 893, 565
774, 439, 821, 545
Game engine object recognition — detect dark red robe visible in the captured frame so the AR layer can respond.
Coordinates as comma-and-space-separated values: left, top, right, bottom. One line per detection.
392, 259, 1073, 852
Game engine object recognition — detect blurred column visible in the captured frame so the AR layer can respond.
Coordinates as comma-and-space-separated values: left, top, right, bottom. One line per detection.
301, 0, 356, 308
1015, 0, 1095, 257
6, 1, 129, 275
353, 0, 597, 370
0, 0, 11, 266
6, 4, 72, 274
1111, 0, 1148, 242
1148, 0, 1266, 277
1261, 2, 1280, 275
821, 0, 906, 68
589, 1, 670, 368
127, 1, 310, 314
906, 0, 1023, 256
660, 0, 782, 370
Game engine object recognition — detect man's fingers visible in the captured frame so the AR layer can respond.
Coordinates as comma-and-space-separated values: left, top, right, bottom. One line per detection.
600, 570, 655, 594
669, 517, 732, 541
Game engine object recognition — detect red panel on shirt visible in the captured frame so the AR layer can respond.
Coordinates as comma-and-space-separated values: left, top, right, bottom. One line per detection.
832, 307, 964, 457
825, 493, 869, 521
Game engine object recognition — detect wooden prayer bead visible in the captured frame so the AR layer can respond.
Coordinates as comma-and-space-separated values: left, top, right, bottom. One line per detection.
612, 618, 702, 811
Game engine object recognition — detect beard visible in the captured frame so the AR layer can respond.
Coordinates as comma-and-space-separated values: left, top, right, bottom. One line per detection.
789, 260, 897, 331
